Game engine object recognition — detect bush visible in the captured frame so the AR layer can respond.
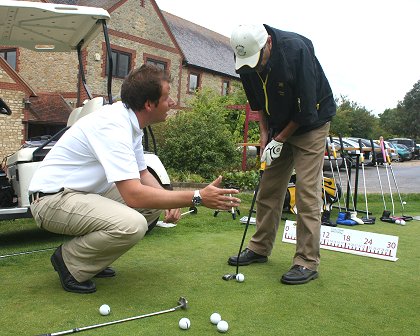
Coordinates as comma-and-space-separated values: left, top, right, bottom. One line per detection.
159, 90, 241, 179
222, 170, 260, 191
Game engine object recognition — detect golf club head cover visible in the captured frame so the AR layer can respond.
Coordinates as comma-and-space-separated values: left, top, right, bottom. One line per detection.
336, 212, 358, 226
261, 139, 283, 166
349, 211, 365, 225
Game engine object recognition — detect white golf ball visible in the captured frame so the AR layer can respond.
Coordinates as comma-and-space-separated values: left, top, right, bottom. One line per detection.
210, 312, 222, 325
395, 219, 401, 224
179, 317, 191, 330
400, 220, 406, 225
99, 304, 110, 316
236, 273, 245, 282
403, 201, 407, 205
217, 320, 229, 333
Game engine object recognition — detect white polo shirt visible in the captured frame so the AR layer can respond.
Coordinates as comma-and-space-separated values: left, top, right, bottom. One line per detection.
29, 101, 146, 194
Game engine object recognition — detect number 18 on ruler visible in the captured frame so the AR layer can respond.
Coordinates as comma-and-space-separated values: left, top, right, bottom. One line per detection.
282, 220, 399, 261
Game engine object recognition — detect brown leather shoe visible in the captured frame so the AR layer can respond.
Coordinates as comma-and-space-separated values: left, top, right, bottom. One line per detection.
94, 267, 116, 278
50, 246, 96, 294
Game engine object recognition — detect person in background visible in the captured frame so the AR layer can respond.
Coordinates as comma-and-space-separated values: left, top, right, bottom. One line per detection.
29, 64, 240, 294
228, 24, 336, 285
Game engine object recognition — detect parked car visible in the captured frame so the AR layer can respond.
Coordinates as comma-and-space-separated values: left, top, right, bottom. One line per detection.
393, 143, 412, 161
388, 138, 418, 159
374, 140, 399, 162
346, 137, 377, 166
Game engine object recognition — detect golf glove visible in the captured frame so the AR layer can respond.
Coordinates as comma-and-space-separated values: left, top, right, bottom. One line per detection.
261, 140, 283, 166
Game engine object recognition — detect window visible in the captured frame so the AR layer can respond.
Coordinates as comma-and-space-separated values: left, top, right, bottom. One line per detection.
222, 80, 230, 96
0, 49, 17, 69
106, 50, 131, 78
188, 73, 200, 93
146, 58, 167, 71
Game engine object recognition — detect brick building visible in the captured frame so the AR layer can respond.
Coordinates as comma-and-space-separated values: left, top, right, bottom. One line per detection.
0, 0, 239, 160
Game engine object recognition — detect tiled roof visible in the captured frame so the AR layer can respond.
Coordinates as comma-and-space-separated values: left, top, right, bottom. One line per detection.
162, 11, 238, 78
28, 93, 72, 123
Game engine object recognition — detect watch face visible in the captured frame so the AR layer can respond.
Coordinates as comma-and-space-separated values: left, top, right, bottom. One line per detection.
193, 196, 202, 205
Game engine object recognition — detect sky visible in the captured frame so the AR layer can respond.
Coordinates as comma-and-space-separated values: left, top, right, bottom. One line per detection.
155, 0, 420, 116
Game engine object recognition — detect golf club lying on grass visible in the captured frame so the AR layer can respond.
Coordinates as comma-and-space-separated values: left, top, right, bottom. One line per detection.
181, 206, 198, 216
36, 297, 188, 336
0, 246, 57, 259
223, 162, 265, 281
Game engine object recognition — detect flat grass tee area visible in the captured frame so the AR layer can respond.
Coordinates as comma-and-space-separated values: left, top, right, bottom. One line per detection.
0, 193, 419, 335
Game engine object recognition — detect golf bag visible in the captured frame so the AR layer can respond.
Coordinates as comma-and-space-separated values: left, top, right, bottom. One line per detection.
283, 175, 341, 214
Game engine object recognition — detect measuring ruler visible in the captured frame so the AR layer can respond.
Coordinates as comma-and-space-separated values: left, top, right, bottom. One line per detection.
282, 220, 399, 261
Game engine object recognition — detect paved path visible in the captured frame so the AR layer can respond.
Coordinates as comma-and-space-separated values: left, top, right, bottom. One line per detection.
325, 160, 420, 194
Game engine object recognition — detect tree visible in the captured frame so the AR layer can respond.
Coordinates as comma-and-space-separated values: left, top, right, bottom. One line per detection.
159, 88, 241, 179
330, 95, 378, 138
398, 80, 420, 139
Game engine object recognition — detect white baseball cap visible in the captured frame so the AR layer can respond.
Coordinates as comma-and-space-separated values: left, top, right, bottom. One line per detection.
230, 24, 268, 72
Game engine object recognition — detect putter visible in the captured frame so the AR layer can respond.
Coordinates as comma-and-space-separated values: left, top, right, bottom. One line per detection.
338, 135, 364, 225
370, 139, 388, 218
358, 139, 375, 224
0, 247, 57, 259
223, 162, 265, 281
321, 169, 335, 227
36, 297, 188, 336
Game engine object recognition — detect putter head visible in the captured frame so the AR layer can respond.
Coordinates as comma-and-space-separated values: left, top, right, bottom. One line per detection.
361, 217, 376, 224
177, 297, 188, 310
381, 210, 391, 219
222, 274, 236, 281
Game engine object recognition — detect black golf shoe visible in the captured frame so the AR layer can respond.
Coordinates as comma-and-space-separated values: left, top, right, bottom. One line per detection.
228, 248, 268, 266
94, 267, 116, 278
280, 265, 318, 285
51, 246, 96, 294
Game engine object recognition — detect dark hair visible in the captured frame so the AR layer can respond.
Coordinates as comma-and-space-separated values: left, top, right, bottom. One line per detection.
120, 64, 172, 111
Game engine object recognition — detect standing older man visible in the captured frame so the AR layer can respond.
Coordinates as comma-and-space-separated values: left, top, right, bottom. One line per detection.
228, 24, 336, 284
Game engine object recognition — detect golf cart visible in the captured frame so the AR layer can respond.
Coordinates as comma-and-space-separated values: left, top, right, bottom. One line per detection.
0, 1, 171, 221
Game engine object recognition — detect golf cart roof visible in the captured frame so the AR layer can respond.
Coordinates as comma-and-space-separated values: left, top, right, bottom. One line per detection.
0, 0, 110, 52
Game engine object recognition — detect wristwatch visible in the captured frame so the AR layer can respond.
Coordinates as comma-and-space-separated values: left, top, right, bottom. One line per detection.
192, 190, 202, 206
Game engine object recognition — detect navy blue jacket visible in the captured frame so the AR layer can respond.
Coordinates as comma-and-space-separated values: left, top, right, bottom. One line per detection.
240, 25, 336, 135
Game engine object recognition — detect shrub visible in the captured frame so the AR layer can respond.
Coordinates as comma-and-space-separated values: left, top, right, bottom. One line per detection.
159, 89, 241, 179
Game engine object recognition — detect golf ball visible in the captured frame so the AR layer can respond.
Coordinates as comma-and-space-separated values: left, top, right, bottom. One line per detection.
217, 320, 229, 333
395, 219, 401, 224
210, 312, 222, 325
99, 304, 110, 316
236, 273, 245, 282
179, 317, 191, 330
400, 220, 406, 225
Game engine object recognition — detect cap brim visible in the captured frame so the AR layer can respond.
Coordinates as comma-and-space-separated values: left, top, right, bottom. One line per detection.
235, 49, 261, 72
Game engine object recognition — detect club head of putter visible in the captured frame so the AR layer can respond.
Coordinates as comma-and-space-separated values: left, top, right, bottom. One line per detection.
361, 217, 376, 224
177, 297, 188, 310
222, 274, 236, 281
381, 210, 391, 219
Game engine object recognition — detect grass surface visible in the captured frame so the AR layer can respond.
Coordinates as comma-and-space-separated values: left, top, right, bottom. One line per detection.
0, 193, 419, 335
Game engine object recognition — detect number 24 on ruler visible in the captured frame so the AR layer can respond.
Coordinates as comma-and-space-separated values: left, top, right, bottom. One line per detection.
282, 220, 399, 261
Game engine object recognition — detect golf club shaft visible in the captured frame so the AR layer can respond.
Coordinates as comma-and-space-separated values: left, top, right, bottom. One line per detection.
387, 161, 406, 215
338, 135, 356, 211
0, 247, 57, 259
380, 137, 395, 215
358, 139, 369, 218
236, 162, 265, 275
329, 136, 344, 211
37, 301, 185, 336
370, 139, 387, 210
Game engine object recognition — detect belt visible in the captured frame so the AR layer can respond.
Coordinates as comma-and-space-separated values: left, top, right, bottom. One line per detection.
30, 189, 63, 202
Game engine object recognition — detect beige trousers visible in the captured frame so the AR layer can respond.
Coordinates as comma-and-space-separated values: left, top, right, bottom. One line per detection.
30, 185, 161, 282
248, 122, 330, 271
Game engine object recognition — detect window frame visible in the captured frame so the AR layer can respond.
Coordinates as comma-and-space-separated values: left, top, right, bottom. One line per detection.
0, 48, 17, 70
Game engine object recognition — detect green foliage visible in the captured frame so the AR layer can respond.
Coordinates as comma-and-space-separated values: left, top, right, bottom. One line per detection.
165, 168, 206, 183
159, 89, 241, 179
398, 80, 420, 139
221, 169, 260, 191
330, 95, 378, 138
